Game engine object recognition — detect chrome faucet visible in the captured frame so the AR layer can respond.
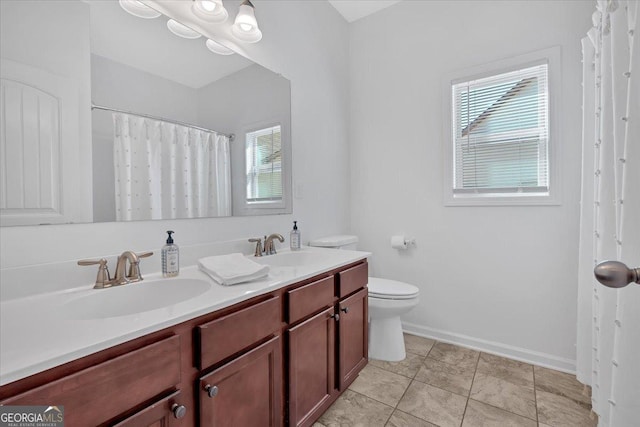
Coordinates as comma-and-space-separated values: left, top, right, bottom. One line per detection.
78, 251, 153, 289
264, 234, 284, 255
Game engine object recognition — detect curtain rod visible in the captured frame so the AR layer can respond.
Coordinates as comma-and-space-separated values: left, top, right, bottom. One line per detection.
91, 103, 235, 142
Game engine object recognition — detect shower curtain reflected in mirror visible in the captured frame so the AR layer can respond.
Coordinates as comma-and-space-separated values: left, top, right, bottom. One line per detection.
113, 113, 231, 221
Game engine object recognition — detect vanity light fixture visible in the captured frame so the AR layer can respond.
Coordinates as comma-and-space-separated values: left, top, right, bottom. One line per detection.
231, 0, 262, 43
119, 0, 161, 19
167, 19, 202, 39
192, 0, 228, 23
206, 39, 235, 55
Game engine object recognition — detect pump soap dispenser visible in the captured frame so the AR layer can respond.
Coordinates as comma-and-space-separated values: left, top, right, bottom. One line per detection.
162, 230, 179, 277
290, 221, 301, 250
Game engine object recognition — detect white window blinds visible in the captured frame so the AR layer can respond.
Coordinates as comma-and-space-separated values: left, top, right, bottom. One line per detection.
246, 125, 282, 203
452, 63, 549, 194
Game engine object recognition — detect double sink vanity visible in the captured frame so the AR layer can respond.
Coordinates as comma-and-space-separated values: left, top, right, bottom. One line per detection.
0, 247, 370, 426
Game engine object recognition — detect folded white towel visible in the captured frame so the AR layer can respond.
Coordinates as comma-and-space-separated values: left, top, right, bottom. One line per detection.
198, 253, 269, 286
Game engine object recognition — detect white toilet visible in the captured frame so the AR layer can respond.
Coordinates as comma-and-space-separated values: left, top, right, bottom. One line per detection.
308, 235, 420, 362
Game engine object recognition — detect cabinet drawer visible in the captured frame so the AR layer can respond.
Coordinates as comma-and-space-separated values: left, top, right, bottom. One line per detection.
2, 335, 181, 427
198, 296, 281, 369
112, 390, 184, 427
287, 276, 334, 324
338, 262, 368, 298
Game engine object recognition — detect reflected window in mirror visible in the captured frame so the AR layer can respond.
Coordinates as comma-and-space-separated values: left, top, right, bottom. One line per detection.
246, 125, 283, 206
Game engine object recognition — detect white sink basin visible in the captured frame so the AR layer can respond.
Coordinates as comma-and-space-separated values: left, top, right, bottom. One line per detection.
64, 278, 211, 319
251, 250, 330, 268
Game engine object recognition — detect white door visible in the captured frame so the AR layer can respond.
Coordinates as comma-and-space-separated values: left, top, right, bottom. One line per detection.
0, 59, 86, 225
577, 1, 640, 426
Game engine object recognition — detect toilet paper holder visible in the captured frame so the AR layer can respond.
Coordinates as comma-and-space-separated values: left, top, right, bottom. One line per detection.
391, 235, 416, 249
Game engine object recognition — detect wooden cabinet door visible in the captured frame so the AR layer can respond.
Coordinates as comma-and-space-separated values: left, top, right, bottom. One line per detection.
288, 307, 337, 427
112, 391, 186, 427
199, 335, 282, 427
338, 287, 368, 390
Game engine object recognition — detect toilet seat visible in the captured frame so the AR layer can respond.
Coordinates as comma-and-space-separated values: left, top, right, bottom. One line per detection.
368, 277, 419, 300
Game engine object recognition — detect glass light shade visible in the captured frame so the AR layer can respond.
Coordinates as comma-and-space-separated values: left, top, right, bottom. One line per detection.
119, 0, 161, 19
206, 39, 234, 55
167, 19, 202, 39
231, 2, 262, 43
192, 0, 228, 23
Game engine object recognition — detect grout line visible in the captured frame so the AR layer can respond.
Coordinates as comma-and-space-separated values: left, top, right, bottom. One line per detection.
460, 347, 482, 426
533, 364, 539, 423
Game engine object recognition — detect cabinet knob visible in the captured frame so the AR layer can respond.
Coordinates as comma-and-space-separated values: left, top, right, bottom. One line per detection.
171, 403, 187, 419
204, 384, 219, 398
330, 313, 340, 321
341, 307, 349, 314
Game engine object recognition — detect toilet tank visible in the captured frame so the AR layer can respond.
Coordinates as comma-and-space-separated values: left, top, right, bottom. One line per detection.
309, 235, 358, 250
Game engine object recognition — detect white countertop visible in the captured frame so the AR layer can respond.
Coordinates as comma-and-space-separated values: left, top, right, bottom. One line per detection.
0, 247, 370, 386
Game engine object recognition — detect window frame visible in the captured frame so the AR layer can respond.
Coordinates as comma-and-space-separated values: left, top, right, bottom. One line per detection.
235, 119, 292, 216
245, 124, 284, 205
442, 47, 562, 206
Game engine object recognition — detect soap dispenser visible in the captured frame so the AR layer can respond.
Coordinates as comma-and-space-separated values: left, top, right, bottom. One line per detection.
290, 221, 301, 250
162, 230, 179, 277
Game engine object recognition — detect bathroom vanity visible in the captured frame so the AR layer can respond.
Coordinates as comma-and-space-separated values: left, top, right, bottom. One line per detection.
0, 249, 369, 426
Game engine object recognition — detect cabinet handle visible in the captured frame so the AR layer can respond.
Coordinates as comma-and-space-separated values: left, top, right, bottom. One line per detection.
330, 313, 340, 321
341, 307, 349, 314
204, 384, 219, 398
171, 403, 187, 419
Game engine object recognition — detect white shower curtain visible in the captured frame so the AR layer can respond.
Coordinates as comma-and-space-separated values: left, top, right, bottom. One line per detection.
113, 113, 231, 221
577, 1, 639, 426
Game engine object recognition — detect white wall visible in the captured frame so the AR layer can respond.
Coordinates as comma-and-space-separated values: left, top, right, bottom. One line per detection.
349, 0, 593, 370
0, 1, 350, 275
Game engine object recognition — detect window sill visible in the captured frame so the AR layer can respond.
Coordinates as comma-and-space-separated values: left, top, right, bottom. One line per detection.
444, 192, 560, 207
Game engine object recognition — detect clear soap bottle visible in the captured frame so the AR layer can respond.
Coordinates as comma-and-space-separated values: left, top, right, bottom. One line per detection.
162, 230, 179, 277
290, 221, 301, 250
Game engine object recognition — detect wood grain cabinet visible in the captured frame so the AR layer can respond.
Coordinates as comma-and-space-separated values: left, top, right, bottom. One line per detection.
287, 262, 369, 427
0, 260, 369, 427
199, 336, 282, 427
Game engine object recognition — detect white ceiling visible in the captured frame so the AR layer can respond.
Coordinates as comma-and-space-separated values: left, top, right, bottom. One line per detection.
327, 0, 403, 23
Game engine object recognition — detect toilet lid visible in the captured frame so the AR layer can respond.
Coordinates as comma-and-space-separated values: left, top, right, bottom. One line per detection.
368, 277, 419, 300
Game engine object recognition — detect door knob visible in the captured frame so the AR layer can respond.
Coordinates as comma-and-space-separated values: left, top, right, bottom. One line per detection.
341, 307, 349, 314
594, 261, 640, 288
204, 384, 219, 398
171, 403, 187, 419
330, 313, 340, 321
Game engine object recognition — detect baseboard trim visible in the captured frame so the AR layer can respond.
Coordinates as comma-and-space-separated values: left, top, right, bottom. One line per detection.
402, 321, 576, 374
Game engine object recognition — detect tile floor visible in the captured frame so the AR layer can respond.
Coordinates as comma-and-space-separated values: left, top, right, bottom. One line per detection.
316, 334, 596, 427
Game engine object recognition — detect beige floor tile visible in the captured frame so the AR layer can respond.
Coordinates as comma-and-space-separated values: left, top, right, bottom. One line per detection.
476, 353, 534, 386
397, 381, 467, 427
462, 399, 537, 427
537, 424, 553, 427
414, 356, 475, 396
428, 342, 480, 370
536, 390, 597, 427
534, 366, 591, 407
349, 364, 412, 407
312, 423, 326, 427
386, 410, 437, 427
318, 389, 394, 427
470, 373, 536, 420
369, 352, 424, 378
404, 333, 435, 357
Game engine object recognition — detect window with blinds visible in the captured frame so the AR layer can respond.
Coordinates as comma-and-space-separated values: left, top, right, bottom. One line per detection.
245, 125, 282, 204
452, 63, 549, 196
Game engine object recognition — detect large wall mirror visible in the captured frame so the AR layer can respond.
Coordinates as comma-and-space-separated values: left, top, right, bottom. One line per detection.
0, 0, 291, 226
